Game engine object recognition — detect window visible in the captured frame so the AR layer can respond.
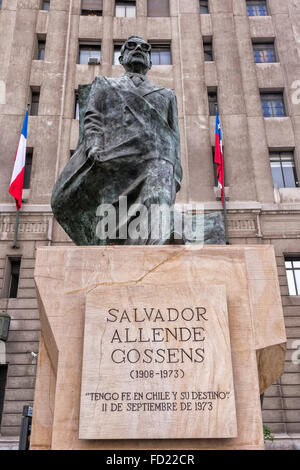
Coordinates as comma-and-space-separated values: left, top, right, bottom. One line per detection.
8, 258, 21, 298
78, 43, 101, 64
208, 90, 218, 115
203, 38, 213, 61
253, 42, 276, 63
0, 365, 8, 429
148, 0, 169, 17
200, 0, 209, 14
23, 149, 33, 189
115, 1, 136, 17
81, 0, 103, 16
30, 88, 40, 116
0, 0, 2, 9
151, 44, 171, 65
113, 44, 122, 65
37, 40, 46, 60
75, 92, 79, 119
285, 257, 300, 296
270, 151, 298, 188
1, 258, 21, 298
41, 0, 50, 11
247, 1, 268, 16
261, 92, 286, 117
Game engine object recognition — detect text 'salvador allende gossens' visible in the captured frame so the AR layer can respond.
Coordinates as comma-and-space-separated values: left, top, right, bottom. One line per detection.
106, 306, 208, 365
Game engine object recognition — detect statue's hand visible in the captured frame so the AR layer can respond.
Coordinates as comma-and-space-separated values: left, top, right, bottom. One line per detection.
87, 147, 103, 163
175, 180, 181, 193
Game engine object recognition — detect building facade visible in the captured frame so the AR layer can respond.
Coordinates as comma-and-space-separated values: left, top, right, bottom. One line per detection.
0, 0, 300, 447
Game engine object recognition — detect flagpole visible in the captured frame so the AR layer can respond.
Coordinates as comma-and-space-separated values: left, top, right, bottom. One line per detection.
12, 209, 20, 250
223, 184, 230, 245
222, 130, 229, 246
216, 108, 229, 245
9, 107, 28, 249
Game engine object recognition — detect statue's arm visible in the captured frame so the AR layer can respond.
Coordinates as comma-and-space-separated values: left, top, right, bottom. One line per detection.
83, 77, 105, 160
168, 91, 183, 191
168, 91, 180, 136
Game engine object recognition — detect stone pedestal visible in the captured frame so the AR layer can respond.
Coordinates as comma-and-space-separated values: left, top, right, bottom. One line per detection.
31, 245, 286, 450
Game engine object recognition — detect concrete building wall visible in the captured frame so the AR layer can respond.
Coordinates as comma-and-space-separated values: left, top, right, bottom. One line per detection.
0, 0, 299, 441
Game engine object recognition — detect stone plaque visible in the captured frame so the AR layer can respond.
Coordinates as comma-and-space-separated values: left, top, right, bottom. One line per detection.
79, 283, 237, 439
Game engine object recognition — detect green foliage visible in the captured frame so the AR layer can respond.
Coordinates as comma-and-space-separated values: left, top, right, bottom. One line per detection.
263, 425, 274, 442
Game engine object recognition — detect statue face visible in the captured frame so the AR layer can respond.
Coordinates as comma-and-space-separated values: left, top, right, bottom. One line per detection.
119, 37, 152, 74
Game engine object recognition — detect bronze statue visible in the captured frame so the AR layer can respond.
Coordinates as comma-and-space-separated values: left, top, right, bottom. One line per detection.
51, 36, 182, 245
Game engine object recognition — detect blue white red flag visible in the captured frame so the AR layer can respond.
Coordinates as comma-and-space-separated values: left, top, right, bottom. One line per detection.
9, 110, 28, 210
214, 109, 225, 206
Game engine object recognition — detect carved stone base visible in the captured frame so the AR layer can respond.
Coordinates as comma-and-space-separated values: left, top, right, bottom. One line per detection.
31, 245, 286, 450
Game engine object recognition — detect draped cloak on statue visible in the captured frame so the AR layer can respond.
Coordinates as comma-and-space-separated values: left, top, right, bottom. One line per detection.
51, 74, 183, 245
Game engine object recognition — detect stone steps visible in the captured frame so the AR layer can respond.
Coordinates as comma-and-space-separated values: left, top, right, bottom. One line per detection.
0, 436, 19, 450
264, 434, 300, 450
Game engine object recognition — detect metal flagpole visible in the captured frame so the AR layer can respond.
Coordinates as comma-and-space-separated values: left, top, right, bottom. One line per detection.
11, 106, 28, 250
222, 147, 229, 245
217, 108, 229, 245
12, 208, 20, 249
223, 186, 230, 245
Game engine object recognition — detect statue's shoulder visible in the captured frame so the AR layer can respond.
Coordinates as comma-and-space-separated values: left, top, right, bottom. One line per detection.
146, 79, 176, 98
156, 86, 177, 103
90, 76, 127, 94
160, 87, 176, 98
93, 75, 125, 85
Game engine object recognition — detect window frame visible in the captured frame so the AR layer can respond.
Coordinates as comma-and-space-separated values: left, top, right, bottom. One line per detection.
269, 151, 299, 189
147, 0, 170, 18
252, 40, 277, 63
41, 0, 50, 11
203, 38, 213, 61
37, 39, 46, 60
78, 42, 101, 65
200, 0, 209, 14
260, 92, 286, 118
1, 257, 21, 299
285, 257, 300, 296
30, 88, 40, 116
23, 148, 33, 190
9, 259, 21, 298
115, 1, 136, 18
113, 44, 122, 65
208, 90, 218, 116
81, 9, 102, 16
0, 365, 8, 429
150, 43, 172, 66
81, 0, 103, 16
246, 0, 268, 17
75, 91, 79, 120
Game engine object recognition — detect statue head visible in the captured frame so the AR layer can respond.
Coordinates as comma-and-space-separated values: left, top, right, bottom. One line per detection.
119, 36, 152, 75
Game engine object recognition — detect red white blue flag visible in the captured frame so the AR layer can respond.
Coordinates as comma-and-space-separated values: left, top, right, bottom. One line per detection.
9, 110, 28, 210
214, 109, 225, 206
